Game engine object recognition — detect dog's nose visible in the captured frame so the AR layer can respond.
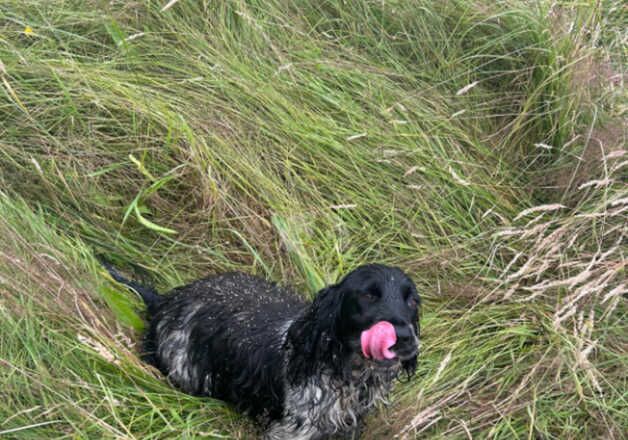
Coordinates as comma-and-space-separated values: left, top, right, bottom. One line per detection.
392, 325, 418, 355
395, 325, 416, 346
395, 325, 414, 342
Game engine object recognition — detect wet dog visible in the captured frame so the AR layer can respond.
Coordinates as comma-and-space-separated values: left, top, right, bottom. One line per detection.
104, 263, 420, 439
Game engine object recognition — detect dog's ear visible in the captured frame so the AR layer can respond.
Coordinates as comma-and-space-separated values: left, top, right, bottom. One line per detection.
286, 285, 346, 381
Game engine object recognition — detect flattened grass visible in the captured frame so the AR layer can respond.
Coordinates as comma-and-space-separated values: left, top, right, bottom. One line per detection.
1, 0, 625, 438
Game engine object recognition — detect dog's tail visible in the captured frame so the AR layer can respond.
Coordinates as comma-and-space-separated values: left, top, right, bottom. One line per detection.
98, 256, 162, 314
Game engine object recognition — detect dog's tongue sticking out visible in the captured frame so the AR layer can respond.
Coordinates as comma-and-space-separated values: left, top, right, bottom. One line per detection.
361, 321, 397, 360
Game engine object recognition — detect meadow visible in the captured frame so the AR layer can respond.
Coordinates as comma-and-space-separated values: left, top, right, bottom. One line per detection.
0, 0, 625, 438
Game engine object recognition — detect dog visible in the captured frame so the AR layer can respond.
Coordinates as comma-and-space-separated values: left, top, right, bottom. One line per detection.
104, 262, 420, 439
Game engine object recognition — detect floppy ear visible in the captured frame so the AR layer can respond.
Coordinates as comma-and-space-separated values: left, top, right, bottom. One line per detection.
286, 285, 347, 382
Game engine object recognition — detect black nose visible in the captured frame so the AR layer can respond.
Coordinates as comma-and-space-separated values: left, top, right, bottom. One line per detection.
392, 325, 417, 359
395, 325, 415, 344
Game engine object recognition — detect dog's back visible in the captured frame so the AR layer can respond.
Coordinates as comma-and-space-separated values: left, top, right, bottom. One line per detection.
142, 272, 306, 420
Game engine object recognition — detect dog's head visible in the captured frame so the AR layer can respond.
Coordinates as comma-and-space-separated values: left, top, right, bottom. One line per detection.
288, 264, 420, 379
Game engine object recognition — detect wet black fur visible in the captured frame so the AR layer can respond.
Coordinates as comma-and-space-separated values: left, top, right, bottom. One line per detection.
150, 272, 304, 421
104, 262, 420, 439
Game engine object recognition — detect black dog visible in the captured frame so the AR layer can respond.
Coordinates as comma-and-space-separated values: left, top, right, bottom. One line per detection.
104, 263, 420, 439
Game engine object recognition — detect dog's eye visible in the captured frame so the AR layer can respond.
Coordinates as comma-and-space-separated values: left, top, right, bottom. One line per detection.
407, 296, 418, 308
403, 287, 419, 308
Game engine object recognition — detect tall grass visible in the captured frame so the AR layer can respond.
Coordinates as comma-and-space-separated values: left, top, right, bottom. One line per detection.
1, 0, 625, 438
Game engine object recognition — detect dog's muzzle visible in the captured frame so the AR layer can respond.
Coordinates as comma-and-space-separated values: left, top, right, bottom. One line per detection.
391, 324, 419, 360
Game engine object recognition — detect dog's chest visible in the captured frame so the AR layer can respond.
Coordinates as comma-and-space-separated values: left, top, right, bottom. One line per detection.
276, 366, 396, 439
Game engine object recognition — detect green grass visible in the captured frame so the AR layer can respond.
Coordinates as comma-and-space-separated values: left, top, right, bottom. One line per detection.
0, 0, 626, 438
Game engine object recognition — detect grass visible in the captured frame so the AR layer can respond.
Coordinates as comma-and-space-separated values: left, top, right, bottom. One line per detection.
0, 0, 625, 438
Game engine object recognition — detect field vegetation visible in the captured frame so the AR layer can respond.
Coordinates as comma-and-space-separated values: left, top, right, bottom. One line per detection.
0, 0, 625, 438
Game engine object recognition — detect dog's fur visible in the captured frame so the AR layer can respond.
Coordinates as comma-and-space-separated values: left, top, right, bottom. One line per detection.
104, 263, 420, 440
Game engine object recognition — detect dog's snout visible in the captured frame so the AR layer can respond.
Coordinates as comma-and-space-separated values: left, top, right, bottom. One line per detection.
394, 325, 415, 344
392, 325, 418, 359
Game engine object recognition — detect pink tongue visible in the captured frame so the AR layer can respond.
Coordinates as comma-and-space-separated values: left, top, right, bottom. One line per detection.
361, 321, 397, 360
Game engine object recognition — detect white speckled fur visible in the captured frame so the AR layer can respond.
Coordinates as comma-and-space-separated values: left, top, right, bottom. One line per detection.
265, 351, 398, 440
156, 303, 204, 391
